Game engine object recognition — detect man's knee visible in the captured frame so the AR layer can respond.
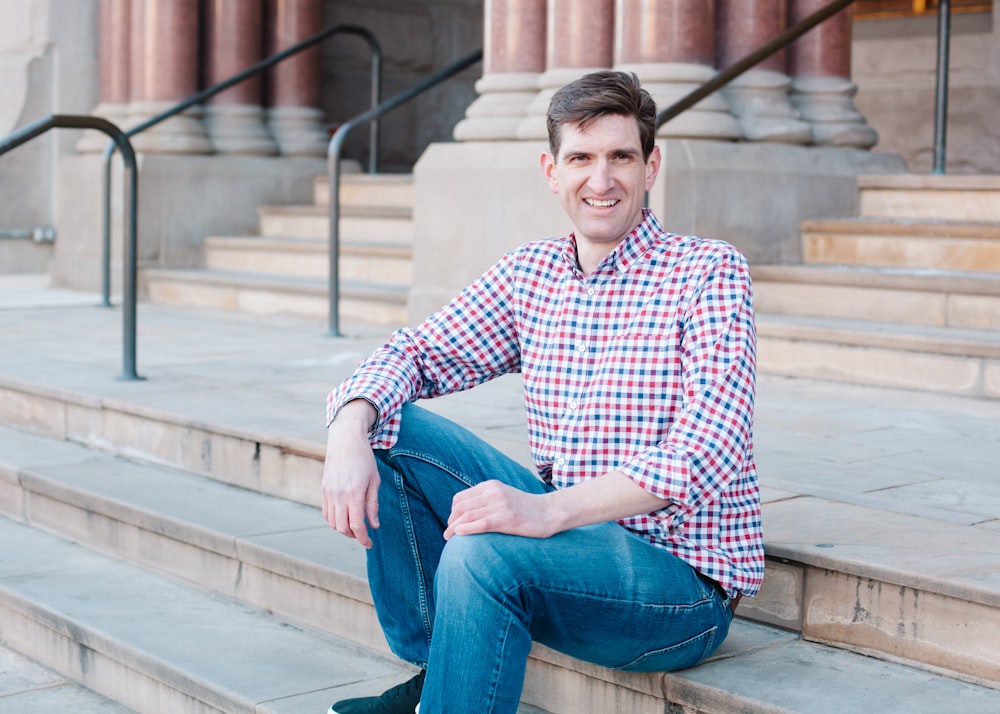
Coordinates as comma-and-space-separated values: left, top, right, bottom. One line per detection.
435, 534, 523, 603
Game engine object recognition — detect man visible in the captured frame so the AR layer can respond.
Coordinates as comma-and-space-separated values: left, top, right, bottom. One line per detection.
322, 70, 764, 714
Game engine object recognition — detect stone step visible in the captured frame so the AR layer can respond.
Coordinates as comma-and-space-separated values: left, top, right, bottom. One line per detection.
258, 204, 413, 243
2, 426, 998, 713
802, 218, 1000, 273
0, 514, 421, 714
752, 264, 1000, 331
314, 173, 414, 209
203, 235, 413, 284
756, 313, 1000, 399
144, 268, 409, 327
859, 174, 1000, 222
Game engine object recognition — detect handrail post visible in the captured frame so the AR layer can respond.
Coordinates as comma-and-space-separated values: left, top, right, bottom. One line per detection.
326, 48, 483, 336
933, 0, 951, 174
101, 142, 115, 307
328, 126, 348, 337
0, 114, 141, 380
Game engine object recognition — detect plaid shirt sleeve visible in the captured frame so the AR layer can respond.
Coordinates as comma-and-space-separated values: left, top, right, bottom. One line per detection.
616, 247, 756, 511
325, 253, 522, 447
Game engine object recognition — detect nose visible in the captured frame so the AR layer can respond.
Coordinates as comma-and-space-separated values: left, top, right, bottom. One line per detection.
586, 158, 614, 194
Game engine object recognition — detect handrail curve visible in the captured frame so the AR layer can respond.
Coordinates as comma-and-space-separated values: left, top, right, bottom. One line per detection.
0, 114, 141, 380
326, 48, 484, 336
100, 24, 384, 306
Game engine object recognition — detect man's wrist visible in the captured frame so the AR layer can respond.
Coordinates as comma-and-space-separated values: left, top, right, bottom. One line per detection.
332, 399, 377, 434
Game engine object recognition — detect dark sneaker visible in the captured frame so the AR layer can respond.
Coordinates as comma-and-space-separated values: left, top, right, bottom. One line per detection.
328, 670, 425, 714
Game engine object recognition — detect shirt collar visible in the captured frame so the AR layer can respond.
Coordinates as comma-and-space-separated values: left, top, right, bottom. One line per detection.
560, 208, 664, 277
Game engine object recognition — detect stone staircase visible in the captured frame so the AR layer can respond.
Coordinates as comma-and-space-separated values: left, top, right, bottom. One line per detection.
1, 299, 1000, 712
145, 173, 414, 327
754, 174, 1000, 400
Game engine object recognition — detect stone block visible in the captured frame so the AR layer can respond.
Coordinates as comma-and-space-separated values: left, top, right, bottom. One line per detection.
740, 559, 804, 631
803, 569, 1000, 684
0, 388, 67, 438
948, 293, 1000, 331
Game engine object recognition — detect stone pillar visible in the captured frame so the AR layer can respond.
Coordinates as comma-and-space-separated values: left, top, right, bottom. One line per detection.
204, 0, 278, 155
715, 0, 811, 144
615, 0, 740, 140
127, 0, 213, 153
78, 0, 132, 152
454, 0, 547, 141
788, 0, 877, 147
517, 0, 615, 140
264, 0, 327, 157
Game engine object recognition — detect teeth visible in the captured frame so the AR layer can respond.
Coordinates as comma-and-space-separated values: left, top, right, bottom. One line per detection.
586, 199, 618, 207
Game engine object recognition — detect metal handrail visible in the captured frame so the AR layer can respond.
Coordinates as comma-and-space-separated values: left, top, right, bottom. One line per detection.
933, 0, 951, 173
656, 0, 950, 171
0, 114, 141, 380
100, 24, 383, 307
327, 48, 484, 336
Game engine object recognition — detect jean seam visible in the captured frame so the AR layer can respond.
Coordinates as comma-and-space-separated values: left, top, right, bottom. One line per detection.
392, 465, 435, 652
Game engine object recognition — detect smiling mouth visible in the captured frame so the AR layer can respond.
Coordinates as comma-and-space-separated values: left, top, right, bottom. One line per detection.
585, 198, 619, 207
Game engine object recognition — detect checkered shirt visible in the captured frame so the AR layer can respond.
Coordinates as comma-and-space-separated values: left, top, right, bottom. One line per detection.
327, 210, 764, 597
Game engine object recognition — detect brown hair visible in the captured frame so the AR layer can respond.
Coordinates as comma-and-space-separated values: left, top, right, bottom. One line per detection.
546, 70, 657, 161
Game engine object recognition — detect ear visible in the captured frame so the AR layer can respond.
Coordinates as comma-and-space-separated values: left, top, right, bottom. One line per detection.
540, 151, 559, 194
644, 145, 661, 192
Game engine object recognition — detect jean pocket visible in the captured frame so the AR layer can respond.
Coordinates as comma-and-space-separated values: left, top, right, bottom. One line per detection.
614, 626, 719, 672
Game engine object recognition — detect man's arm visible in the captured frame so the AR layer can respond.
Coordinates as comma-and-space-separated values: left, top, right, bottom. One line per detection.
444, 471, 667, 540
322, 399, 380, 548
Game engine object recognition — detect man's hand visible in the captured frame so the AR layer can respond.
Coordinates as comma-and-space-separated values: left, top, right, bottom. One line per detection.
321, 400, 379, 548
445, 480, 557, 540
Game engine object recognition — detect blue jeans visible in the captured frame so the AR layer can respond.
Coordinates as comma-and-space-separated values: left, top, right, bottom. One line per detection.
367, 403, 732, 714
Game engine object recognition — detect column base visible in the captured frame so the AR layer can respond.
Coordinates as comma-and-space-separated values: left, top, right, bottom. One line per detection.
127, 101, 214, 154
454, 73, 541, 141
267, 106, 328, 158
76, 102, 131, 153
205, 104, 279, 156
723, 70, 812, 145
791, 76, 879, 149
517, 67, 606, 141
620, 63, 742, 141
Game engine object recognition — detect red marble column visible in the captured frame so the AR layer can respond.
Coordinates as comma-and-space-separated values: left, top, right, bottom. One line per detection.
714, 0, 810, 143
204, 0, 277, 154
518, 0, 615, 139
129, 0, 212, 153
614, 0, 740, 140
264, 0, 326, 156
787, 0, 877, 147
78, 0, 132, 152
454, 0, 547, 140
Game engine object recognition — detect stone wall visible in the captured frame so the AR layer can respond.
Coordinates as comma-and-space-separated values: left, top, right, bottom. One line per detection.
319, 0, 483, 172
853, 7, 1000, 174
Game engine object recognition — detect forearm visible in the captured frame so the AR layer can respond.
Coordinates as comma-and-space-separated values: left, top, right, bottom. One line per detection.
544, 470, 669, 533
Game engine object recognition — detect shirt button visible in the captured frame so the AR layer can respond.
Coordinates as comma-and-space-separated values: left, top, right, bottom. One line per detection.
556, 457, 566, 466
587, 287, 596, 296
568, 401, 579, 410
576, 344, 587, 353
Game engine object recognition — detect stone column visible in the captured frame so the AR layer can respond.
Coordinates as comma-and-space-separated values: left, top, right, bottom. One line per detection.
264, 0, 327, 157
615, 0, 740, 140
517, 0, 615, 140
127, 0, 213, 153
204, 0, 278, 155
77, 0, 132, 152
715, 0, 811, 144
788, 0, 877, 147
454, 0, 547, 141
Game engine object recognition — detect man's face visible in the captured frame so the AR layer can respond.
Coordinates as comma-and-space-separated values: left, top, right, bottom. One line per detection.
541, 114, 660, 267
